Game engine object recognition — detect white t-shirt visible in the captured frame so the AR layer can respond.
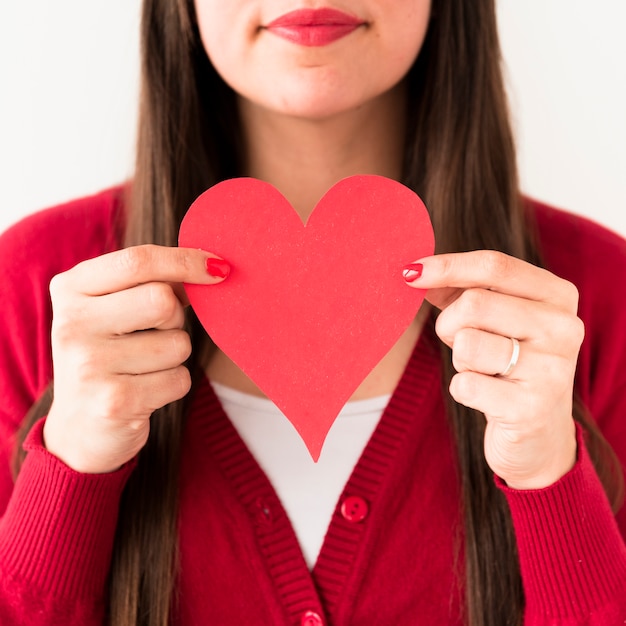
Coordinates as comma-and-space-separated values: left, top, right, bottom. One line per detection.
211, 381, 390, 569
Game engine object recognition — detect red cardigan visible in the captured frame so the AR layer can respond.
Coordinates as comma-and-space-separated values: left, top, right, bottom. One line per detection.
0, 189, 624, 625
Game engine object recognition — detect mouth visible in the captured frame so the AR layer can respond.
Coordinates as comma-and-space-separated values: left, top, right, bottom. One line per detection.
264, 8, 366, 47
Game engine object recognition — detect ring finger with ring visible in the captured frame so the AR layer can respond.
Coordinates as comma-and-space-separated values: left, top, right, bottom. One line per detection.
451, 328, 523, 378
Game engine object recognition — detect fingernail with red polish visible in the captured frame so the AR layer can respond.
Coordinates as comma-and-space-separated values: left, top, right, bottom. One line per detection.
206, 258, 231, 279
402, 263, 423, 283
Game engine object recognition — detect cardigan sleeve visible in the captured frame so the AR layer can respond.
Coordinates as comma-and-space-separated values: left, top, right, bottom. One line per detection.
0, 192, 128, 625
500, 202, 626, 624
500, 426, 626, 625
0, 420, 134, 625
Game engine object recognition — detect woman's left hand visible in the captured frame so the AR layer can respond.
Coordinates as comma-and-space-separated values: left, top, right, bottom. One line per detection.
404, 251, 584, 490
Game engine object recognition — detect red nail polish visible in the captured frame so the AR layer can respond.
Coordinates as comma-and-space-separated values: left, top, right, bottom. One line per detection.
206, 258, 230, 279
402, 263, 423, 283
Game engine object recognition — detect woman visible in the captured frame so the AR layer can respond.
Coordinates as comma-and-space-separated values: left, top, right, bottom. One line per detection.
0, 1, 624, 624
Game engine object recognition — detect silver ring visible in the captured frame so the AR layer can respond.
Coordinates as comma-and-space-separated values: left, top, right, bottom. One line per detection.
499, 337, 520, 377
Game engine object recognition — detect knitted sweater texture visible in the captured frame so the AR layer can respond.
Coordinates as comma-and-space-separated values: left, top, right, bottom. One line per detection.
0, 189, 625, 625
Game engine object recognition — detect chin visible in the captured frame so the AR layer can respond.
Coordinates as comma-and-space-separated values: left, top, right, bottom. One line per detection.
253, 78, 382, 121
271, 97, 361, 121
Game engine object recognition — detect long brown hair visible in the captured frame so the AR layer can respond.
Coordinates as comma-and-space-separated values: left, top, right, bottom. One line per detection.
14, 0, 624, 624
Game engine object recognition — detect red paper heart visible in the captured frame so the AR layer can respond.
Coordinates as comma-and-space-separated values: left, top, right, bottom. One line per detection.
179, 176, 434, 460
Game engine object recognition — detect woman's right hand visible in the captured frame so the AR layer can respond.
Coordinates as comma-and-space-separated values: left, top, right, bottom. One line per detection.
43, 245, 229, 474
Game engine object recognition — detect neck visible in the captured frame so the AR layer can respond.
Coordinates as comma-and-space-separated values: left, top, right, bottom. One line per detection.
238, 82, 407, 222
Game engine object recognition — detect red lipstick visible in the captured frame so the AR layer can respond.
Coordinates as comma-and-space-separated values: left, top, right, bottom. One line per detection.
265, 8, 365, 47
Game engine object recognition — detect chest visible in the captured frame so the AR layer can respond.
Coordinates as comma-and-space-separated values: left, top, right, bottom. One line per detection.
174, 344, 465, 625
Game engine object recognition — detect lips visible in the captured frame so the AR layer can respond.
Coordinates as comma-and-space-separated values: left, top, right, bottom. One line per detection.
265, 8, 365, 47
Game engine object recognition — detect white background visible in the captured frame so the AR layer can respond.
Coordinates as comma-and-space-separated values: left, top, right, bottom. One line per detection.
1, 1, 624, 237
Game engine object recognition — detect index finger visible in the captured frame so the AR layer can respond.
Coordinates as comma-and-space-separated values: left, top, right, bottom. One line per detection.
59, 245, 225, 296
408, 251, 578, 310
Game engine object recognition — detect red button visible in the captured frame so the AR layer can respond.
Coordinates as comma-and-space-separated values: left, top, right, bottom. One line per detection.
340, 495, 368, 522
253, 497, 273, 526
301, 610, 323, 626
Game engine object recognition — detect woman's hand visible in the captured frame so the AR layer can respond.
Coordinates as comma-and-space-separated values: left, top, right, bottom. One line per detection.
404, 251, 583, 489
43, 245, 229, 474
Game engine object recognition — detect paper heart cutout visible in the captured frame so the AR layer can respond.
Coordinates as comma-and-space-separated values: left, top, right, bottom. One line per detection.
179, 176, 434, 460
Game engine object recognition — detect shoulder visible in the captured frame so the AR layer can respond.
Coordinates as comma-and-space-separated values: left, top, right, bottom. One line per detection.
527, 198, 626, 340
0, 186, 125, 277
528, 197, 626, 288
527, 195, 626, 338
